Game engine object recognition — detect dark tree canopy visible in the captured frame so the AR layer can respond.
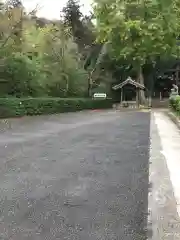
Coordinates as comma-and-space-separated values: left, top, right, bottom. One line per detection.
62, 0, 95, 52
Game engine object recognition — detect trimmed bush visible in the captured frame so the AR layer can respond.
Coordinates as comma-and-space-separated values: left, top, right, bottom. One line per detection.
169, 95, 180, 114
0, 98, 113, 118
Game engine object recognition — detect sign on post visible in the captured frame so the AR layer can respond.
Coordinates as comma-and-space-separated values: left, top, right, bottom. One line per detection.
93, 93, 107, 99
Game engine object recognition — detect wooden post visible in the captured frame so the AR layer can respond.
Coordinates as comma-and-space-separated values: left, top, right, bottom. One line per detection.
149, 96, 152, 107
176, 65, 179, 86
136, 88, 139, 107
121, 88, 123, 105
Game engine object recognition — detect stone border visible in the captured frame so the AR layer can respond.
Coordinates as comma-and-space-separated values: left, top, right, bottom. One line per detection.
113, 103, 151, 110
166, 109, 180, 129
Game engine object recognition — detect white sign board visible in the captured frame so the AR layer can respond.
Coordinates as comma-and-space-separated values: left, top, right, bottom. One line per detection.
93, 93, 107, 99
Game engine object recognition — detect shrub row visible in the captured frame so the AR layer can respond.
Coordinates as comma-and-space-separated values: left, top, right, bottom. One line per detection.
169, 95, 180, 113
0, 97, 113, 118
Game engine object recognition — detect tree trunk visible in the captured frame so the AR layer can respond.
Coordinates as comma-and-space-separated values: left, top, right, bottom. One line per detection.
176, 64, 180, 86
87, 72, 93, 97
137, 66, 146, 105
66, 78, 69, 96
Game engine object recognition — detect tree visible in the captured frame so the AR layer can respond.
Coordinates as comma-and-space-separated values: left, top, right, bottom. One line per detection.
62, 0, 95, 54
0, 2, 97, 98
0, 9, 89, 98
62, 0, 98, 96
94, 0, 180, 103
22, 22, 88, 97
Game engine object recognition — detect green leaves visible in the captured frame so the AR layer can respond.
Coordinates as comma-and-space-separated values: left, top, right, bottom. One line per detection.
0, 3, 91, 98
0, 98, 113, 118
94, 0, 180, 66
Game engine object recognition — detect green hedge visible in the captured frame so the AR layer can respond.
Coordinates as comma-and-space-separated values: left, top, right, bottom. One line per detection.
169, 95, 180, 113
0, 97, 113, 118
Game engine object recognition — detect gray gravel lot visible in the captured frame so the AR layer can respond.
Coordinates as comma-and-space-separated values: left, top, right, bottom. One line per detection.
0, 110, 150, 240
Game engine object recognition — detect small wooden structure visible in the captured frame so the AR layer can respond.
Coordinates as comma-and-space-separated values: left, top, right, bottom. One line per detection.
112, 77, 145, 107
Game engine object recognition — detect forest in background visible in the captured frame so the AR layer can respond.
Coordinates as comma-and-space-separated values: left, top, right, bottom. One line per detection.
0, 0, 108, 98
1, 0, 180, 103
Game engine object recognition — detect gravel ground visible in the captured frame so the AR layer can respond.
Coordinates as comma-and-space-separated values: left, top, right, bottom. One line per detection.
0, 110, 150, 240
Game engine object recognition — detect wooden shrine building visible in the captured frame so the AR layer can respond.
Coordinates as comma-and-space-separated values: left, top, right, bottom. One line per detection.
112, 77, 145, 107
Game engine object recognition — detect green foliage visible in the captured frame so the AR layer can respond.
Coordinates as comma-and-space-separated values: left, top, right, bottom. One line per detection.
0, 0, 115, 101
94, 0, 180, 66
169, 95, 180, 113
94, 0, 180, 103
0, 11, 90, 98
0, 97, 113, 118
0, 52, 44, 97
2, 0, 176, 105
62, 0, 95, 52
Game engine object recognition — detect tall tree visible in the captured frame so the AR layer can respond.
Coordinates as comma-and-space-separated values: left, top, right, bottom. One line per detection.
62, 0, 95, 53
62, 0, 98, 96
94, 0, 180, 103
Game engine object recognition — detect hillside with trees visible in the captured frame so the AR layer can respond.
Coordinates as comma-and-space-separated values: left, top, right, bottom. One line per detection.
0, 0, 100, 98
94, 0, 180, 103
0, 0, 180, 108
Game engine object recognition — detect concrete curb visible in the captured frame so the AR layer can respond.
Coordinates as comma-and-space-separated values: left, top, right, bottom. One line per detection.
166, 110, 180, 130
152, 112, 180, 239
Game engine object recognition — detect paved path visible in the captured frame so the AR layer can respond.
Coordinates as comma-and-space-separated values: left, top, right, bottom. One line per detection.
0, 110, 179, 239
150, 111, 180, 239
